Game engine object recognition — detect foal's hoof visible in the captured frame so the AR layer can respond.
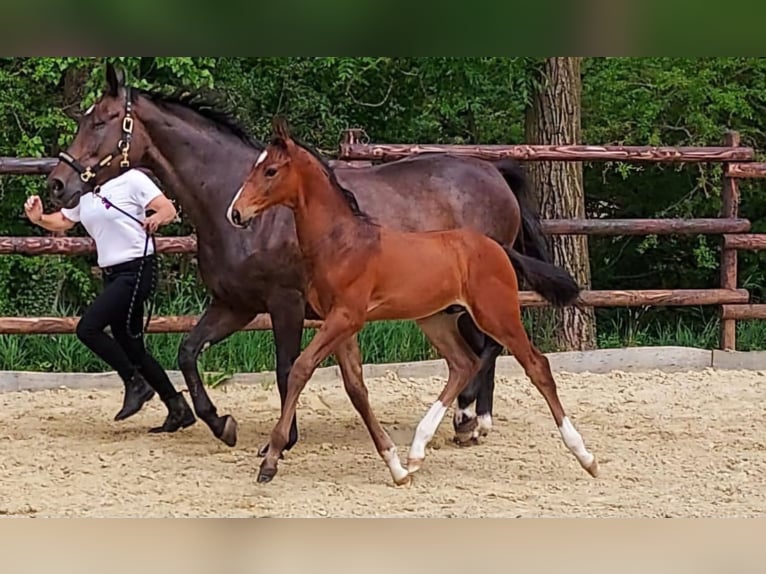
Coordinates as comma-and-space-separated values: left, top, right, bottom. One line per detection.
218, 415, 238, 447
394, 473, 412, 487
257, 463, 278, 484
406, 457, 424, 474
583, 457, 599, 478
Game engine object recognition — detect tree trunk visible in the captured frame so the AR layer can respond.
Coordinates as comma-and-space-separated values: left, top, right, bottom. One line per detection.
525, 57, 596, 351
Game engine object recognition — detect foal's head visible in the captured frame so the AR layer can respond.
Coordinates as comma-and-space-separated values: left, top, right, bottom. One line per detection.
227, 117, 311, 228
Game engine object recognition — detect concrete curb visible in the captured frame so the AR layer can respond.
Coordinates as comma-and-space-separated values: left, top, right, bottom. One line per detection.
0, 345, 761, 394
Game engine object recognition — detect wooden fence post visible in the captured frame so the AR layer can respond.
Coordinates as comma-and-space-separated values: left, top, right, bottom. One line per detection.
720, 130, 741, 351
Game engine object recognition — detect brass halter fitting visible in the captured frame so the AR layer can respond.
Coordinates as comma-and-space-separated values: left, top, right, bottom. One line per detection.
119, 115, 134, 168
59, 86, 135, 183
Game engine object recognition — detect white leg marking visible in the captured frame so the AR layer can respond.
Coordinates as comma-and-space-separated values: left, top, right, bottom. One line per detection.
475, 413, 493, 435
201, 342, 211, 353
559, 416, 595, 468
454, 404, 475, 425
226, 185, 245, 227
381, 447, 409, 484
409, 401, 447, 461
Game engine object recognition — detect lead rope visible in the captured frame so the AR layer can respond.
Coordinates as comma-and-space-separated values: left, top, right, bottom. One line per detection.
95, 188, 158, 340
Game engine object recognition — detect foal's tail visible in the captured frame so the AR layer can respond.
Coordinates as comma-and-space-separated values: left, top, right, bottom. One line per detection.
504, 246, 581, 307
492, 159, 552, 264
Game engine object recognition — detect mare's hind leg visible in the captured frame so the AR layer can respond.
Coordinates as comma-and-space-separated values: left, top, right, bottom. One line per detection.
468, 281, 599, 477
178, 299, 255, 446
408, 312, 480, 474
454, 314, 502, 445
334, 336, 410, 486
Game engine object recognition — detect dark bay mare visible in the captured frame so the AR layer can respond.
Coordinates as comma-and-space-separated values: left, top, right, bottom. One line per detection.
47, 64, 579, 457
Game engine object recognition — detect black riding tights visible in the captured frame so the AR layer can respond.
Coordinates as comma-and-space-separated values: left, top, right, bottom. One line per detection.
76, 258, 177, 402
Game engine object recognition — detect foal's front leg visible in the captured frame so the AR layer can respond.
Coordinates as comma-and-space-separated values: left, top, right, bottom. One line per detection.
334, 336, 410, 486
258, 307, 364, 484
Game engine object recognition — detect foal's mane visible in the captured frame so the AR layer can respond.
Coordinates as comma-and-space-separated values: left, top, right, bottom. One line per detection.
282, 135, 377, 226
136, 86, 265, 150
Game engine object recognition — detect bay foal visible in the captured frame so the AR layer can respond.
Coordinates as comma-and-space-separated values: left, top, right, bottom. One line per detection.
228, 119, 598, 486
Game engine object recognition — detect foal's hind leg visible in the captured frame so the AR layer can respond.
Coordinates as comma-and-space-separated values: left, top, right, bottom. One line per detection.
468, 282, 599, 477
408, 313, 480, 474
334, 336, 410, 486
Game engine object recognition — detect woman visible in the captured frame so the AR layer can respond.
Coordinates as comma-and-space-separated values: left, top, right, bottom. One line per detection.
24, 168, 195, 433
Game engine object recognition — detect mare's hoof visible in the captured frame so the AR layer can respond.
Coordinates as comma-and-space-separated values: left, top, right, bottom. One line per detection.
453, 435, 480, 447
453, 414, 478, 434
218, 415, 238, 447
257, 464, 278, 484
257, 443, 285, 459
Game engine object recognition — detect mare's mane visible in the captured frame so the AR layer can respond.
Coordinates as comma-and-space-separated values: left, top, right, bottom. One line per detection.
137, 86, 264, 150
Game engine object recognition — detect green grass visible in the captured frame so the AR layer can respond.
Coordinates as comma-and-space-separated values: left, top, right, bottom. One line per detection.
3, 314, 766, 375
5, 279, 766, 373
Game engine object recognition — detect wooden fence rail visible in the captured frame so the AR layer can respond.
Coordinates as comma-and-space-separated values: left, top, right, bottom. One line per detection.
0, 289, 749, 335
0, 219, 754, 256
2, 130, 766, 349
337, 143, 756, 163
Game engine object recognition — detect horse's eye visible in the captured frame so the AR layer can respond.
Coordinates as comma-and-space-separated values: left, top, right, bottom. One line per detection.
265, 167, 277, 177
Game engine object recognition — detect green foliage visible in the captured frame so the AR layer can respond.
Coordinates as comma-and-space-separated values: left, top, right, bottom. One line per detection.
2, 57, 766, 374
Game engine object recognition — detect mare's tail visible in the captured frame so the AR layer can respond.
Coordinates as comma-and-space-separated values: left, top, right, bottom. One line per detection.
492, 158, 552, 264
503, 247, 581, 307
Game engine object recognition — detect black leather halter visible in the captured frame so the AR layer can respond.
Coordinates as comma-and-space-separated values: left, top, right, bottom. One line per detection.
58, 87, 135, 184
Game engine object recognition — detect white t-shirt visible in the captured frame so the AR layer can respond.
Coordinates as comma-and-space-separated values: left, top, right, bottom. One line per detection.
61, 169, 163, 268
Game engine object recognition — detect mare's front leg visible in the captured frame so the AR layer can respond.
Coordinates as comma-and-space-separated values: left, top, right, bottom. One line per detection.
258, 307, 363, 484
178, 299, 255, 446
257, 288, 306, 457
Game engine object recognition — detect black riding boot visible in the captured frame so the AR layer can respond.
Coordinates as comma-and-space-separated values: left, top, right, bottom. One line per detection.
114, 371, 155, 421
148, 392, 196, 433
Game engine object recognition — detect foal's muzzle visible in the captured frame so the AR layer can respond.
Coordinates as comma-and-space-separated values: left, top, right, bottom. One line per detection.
228, 207, 249, 229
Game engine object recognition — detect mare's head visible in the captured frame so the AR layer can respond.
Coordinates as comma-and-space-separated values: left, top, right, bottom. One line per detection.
47, 63, 150, 208
227, 117, 308, 228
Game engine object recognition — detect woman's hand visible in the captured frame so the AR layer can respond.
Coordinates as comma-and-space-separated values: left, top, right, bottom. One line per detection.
143, 213, 164, 234
143, 194, 177, 234
24, 195, 43, 223
23, 195, 76, 232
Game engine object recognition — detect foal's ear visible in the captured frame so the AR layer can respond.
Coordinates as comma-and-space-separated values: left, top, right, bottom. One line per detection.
105, 62, 125, 97
271, 116, 291, 141
271, 136, 288, 150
